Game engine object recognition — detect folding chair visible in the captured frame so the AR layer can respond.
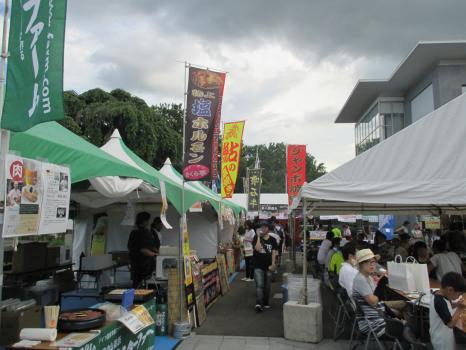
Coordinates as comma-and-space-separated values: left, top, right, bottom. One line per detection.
349, 299, 388, 350
327, 278, 353, 340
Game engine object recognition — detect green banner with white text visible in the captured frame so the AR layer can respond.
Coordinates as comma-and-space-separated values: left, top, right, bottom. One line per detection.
2, 0, 67, 132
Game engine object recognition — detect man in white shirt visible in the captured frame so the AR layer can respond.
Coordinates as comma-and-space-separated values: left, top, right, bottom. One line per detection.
317, 231, 333, 265
338, 242, 358, 298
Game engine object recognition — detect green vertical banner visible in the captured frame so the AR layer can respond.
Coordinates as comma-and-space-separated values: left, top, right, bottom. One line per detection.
2, 0, 67, 132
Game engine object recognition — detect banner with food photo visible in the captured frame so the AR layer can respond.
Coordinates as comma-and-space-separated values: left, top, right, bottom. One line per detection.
221, 121, 245, 198
3, 154, 71, 237
286, 145, 306, 205
183, 67, 226, 181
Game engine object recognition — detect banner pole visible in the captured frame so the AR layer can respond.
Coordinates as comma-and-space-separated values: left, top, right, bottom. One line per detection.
179, 62, 188, 323
0, 0, 10, 319
300, 199, 308, 305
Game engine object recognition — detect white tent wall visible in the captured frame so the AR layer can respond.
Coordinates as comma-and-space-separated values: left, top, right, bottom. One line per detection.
72, 202, 234, 272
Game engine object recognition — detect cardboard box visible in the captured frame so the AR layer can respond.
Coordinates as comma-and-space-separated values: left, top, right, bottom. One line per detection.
46, 246, 61, 267
0, 305, 41, 345
12, 242, 47, 273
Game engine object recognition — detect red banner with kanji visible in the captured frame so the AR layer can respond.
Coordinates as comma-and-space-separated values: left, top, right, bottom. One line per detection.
287, 145, 306, 204
221, 121, 245, 198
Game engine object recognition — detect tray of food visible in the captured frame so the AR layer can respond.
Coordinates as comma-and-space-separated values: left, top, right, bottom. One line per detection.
58, 309, 106, 331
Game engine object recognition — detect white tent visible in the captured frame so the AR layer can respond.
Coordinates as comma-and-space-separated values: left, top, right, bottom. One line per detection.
292, 93, 466, 215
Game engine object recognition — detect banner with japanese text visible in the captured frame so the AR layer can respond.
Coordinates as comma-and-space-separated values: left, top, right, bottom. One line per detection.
221, 121, 245, 198
286, 145, 306, 205
247, 168, 262, 212
2, 0, 67, 132
183, 67, 226, 181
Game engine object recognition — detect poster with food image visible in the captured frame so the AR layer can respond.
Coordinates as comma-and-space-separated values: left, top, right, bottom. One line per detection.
2, 154, 70, 238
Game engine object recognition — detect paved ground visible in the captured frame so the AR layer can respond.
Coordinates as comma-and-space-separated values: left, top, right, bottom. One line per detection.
195, 271, 284, 337
176, 335, 349, 350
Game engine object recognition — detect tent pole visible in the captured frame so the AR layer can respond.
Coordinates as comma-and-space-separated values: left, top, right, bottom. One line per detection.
0, 0, 10, 309
300, 199, 308, 305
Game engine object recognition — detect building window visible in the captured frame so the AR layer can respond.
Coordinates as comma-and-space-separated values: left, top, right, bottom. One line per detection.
355, 101, 404, 155
411, 84, 434, 123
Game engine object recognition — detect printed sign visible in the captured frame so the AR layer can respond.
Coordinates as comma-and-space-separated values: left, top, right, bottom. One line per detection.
286, 145, 306, 205
2, 0, 67, 131
3, 154, 70, 237
247, 168, 262, 212
183, 67, 226, 181
221, 121, 245, 198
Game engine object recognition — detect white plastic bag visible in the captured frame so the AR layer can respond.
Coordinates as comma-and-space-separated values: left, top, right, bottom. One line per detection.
387, 255, 416, 292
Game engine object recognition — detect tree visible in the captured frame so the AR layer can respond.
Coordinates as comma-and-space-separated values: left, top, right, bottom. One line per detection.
62, 88, 184, 169
235, 143, 326, 193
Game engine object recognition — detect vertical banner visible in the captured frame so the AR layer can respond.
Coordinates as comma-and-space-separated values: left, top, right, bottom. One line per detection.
3, 154, 70, 237
247, 168, 262, 212
159, 181, 172, 229
183, 67, 226, 181
2, 0, 67, 132
286, 145, 306, 205
221, 121, 245, 198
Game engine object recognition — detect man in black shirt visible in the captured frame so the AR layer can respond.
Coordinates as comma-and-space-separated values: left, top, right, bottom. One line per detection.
127, 212, 158, 288
253, 222, 278, 312
150, 217, 163, 254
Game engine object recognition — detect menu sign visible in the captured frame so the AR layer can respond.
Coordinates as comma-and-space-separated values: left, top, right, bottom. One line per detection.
183, 67, 226, 181
3, 154, 71, 237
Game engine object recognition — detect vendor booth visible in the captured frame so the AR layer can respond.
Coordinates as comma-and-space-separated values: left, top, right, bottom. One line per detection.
2, 123, 245, 348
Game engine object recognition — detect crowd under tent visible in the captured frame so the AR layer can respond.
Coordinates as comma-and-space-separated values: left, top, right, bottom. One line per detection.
291, 92, 466, 216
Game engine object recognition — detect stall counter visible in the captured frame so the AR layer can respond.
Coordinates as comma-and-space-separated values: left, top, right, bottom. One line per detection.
9, 299, 156, 350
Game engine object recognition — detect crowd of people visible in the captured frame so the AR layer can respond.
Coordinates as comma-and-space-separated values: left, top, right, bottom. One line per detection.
315, 221, 466, 349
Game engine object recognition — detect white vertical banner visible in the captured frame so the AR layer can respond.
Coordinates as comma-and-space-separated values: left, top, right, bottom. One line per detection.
159, 180, 172, 229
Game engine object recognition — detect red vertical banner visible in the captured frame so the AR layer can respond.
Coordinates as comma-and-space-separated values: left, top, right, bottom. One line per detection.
286, 145, 306, 205
183, 67, 226, 181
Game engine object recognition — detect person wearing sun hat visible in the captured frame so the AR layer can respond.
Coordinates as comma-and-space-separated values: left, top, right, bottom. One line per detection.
352, 248, 386, 337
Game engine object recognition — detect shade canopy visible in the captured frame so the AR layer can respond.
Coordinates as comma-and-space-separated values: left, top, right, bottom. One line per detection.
292, 93, 466, 215
160, 158, 245, 216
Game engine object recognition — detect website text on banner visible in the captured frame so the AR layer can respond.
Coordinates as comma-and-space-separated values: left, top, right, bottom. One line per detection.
286, 145, 306, 205
183, 67, 226, 181
2, 0, 67, 132
3, 154, 70, 238
247, 168, 262, 212
221, 121, 245, 198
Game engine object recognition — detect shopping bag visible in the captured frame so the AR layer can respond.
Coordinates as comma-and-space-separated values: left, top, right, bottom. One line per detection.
387, 255, 416, 292
405, 256, 430, 294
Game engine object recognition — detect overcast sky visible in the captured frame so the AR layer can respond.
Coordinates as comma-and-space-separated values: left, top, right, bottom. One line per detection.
59, 0, 466, 170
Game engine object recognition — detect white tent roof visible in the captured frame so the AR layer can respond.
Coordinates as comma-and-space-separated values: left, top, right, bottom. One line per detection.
72, 130, 160, 208
292, 93, 466, 215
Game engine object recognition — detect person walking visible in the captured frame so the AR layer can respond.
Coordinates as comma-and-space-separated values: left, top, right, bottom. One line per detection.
253, 222, 278, 312
241, 220, 255, 281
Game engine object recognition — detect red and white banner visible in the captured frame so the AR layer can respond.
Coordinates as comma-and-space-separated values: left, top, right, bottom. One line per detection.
286, 145, 306, 205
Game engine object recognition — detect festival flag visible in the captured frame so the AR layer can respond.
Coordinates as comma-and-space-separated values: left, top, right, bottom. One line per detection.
2, 0, 67, 132
221, 121, 245, 198
247, 168, 262, 212
183, 66, 226, 181
286, 145, 306, 204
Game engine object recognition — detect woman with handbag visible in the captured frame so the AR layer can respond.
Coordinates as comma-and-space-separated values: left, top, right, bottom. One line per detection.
241, 220, 255, 282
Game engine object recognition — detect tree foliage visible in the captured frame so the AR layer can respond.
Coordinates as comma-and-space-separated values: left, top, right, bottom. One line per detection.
61, 88, 326, 193
60, 88, 183, 169
235, 143, 326, 193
